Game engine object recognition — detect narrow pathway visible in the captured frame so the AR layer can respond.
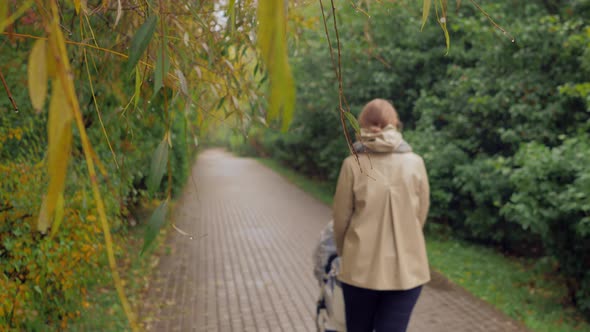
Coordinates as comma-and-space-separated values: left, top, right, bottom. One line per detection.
141, 149, 529, 332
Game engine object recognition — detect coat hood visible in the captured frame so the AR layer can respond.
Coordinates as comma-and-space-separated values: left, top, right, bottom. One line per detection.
355, 125, 412, 153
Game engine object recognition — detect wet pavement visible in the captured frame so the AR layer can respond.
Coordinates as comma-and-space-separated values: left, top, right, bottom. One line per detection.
140, 149, 529, 332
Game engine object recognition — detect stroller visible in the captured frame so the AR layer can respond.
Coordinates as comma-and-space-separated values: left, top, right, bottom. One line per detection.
313, 221, 346, 332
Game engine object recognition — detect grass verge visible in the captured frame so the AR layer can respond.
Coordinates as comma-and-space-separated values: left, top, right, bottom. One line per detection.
256, 158, 334, 205
67, 203, 169, 331
255, 157, 590, 332
427, 237, 589, 332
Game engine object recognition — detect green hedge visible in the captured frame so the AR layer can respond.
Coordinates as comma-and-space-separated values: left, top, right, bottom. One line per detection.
503, 137, 590, 312
230, 0, 590, 318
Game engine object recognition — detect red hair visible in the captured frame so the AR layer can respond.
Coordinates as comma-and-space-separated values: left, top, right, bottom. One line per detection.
358, 99, 401, 132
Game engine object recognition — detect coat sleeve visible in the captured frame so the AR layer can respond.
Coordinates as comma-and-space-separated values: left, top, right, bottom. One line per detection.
333, 158, 354, 256
417, 158, 430, 228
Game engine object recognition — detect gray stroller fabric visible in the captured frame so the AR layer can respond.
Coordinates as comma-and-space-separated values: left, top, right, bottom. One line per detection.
313, 221, 340, 285
313, 221, 346, 332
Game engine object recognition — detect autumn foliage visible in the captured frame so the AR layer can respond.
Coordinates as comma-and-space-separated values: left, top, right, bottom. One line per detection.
1, 0, 301, 329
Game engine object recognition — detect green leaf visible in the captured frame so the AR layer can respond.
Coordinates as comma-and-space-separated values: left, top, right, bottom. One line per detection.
435, 0, 450, 53
442, 22, 451, 53
134, 67, 141, 108
216, 96, 226, 110
421, 0, 431, 31
228, 0, 236, 34
240, 44, 248, 59
126, 15, 158, 72
154, 39, 170, 95
141, 200, 168, 256
224, 110, 235, 119
344, 111, 360, 133
147, 136, 169, 195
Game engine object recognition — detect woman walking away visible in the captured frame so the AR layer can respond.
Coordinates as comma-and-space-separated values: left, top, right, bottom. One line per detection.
333, 99, 430, 332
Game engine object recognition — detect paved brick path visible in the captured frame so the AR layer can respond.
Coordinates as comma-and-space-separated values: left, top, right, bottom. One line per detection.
141, 149, 529, 332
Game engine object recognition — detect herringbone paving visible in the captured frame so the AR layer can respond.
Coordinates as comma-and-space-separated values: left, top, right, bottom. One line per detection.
140, 149, 529, 332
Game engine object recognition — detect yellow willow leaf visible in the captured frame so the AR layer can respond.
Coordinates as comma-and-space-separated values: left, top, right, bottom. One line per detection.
268, 54, 295, 131
442, 21, 450, 53
421, 0, 432, 31
47, 3, 137, 330
0, 2, 8, 34
28, 39, 48, 111
37, 196, 50, 233
48, 11, 79, 111
256, 0, 276, 66
74, 0, 81, 14
49, 16, 69, 75
38, 79, 73, 233
49, 193, 65, 238
435, 0, 450, 53
47, 80, 73, 201
46, 48, 57, 78
47, 1, 139, 332
257, 0, 296, 131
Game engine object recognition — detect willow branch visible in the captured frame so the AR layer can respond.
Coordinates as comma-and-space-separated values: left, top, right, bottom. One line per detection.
469, 0, 515, 42
1, 32, 155, 68
328, 0, 356, 156
0, 68, 18, 112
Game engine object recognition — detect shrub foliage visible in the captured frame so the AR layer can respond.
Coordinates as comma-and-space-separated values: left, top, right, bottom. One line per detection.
234, 0, 590, 318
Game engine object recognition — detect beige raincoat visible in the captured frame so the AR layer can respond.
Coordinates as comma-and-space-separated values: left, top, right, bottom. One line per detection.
333, 126, 430, 290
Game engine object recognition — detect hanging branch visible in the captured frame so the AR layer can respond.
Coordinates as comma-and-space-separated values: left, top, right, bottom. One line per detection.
469, 0, 515, 42
320, 0, 356, 155
159, 0, 173, 200
319, 0, 376, 174
0, 68, 18, 112
319, 0, 337, 75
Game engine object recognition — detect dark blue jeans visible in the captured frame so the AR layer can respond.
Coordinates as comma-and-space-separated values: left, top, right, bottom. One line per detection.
341, 282, 422, 332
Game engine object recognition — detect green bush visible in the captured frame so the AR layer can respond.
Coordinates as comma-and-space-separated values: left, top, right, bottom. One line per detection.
227, 0, 590, 318
404, 129, 468, 225
503, 136, 590, 315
